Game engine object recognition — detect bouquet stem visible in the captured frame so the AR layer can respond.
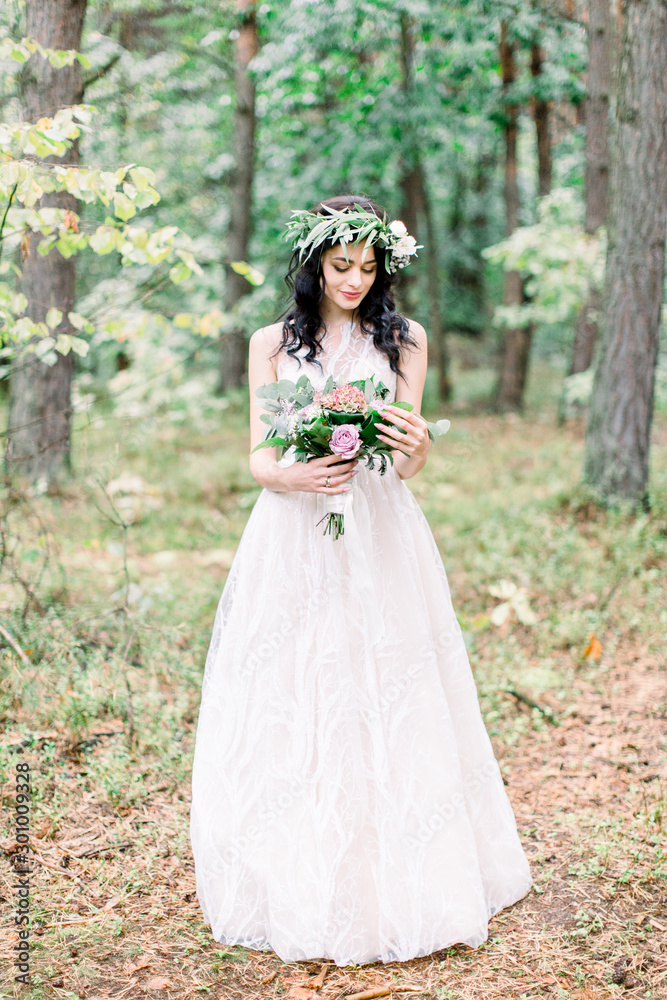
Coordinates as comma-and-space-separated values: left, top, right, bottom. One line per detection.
317, 485, 350, 541
318, 511, 344, 539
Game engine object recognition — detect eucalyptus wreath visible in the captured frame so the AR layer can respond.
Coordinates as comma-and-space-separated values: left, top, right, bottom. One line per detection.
283, 203, 421, 274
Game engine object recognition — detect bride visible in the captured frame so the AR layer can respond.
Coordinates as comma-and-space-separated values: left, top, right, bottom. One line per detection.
190, 194, 532, 967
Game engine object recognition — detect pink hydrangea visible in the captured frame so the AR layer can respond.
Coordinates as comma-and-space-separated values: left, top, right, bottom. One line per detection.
319, 384, 367, 414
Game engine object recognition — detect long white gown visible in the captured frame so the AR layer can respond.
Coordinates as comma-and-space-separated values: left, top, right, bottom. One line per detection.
189, 321, 532, 966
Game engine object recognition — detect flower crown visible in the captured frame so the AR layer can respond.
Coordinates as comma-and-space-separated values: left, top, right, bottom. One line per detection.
283, 203, 422, 275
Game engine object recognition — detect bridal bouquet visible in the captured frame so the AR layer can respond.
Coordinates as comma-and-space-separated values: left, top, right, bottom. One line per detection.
252, 374, 449, 539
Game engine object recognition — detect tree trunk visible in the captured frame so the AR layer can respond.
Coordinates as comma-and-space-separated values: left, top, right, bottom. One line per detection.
420, 165, 451, 401
468, 150, 494, 336
494, 23, 532, 413
583, 0, 667, 507
394, 14, 447, 395
6, 0, 87, 484
219, 0, 258, 392
397, 162, 423, 317
395, 12, 421, 316
570, 0, 612, 374
531, 42, 552, 197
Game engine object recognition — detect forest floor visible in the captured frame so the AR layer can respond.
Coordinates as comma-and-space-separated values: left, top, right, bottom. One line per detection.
1, 360, 666, 1000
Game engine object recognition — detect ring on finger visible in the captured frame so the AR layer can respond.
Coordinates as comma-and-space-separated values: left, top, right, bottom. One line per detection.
325, 476, 330, 488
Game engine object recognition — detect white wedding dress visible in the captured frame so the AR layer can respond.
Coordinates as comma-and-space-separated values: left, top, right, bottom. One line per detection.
190, 321, 532, 966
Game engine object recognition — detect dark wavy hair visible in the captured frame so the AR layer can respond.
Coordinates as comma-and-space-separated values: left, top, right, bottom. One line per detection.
275, 194, 416, 380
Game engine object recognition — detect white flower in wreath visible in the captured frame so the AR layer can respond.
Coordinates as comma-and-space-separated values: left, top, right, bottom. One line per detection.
388, 220, 409, 238
386, 221, 419, 273
393, 235, 418, 258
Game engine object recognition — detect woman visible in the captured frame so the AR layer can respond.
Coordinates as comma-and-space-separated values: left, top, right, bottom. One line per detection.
190, 194, 532, 967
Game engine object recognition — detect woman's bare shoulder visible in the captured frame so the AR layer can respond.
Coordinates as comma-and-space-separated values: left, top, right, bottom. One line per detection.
404, 317, 427, 348
249, 321, 284, 355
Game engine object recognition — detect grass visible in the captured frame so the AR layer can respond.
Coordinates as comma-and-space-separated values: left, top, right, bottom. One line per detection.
0, 357, 666, 999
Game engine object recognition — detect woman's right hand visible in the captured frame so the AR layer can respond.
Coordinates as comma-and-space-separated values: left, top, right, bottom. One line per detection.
277, 453, 359, 494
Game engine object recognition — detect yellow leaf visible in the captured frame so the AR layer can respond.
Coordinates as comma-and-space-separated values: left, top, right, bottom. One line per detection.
231, 260, 265, 286
583, 631, 602, 661
173, 313, 193, 329
113, 191, 136, 221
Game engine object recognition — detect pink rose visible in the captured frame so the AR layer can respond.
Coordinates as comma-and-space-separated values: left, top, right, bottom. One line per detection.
330, 423, 361, 459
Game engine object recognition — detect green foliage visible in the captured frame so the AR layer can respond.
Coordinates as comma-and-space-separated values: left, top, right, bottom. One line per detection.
0, 0, 594, 393
0, 34, 90, 69
0, 91, 204, 364
482, 188, 606, 331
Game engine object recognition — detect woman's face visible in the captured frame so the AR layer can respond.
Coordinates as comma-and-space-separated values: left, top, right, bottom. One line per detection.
320, 240, 377, 312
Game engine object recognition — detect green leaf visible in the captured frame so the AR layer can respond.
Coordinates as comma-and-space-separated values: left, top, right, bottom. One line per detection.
113, 191, 136, 221
55, 237, 77, 258
68, 311, 91, 332
255, 382, 281, 400
230, 260, 265, 286
34, 336, 56, 358
128, 165, 156, 192
427, 418, 451, 442
69, 336, 89, 357
37, 236, 57, 256
251, 436, 288, 452
89, 227, 118, 254
45, 307, 62, 329
275, 379, 297, 398
11, 292, 27, 314
169, 262, 191, 285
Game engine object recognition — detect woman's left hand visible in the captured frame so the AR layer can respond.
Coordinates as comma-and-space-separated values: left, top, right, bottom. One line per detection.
374, 405, 431, 458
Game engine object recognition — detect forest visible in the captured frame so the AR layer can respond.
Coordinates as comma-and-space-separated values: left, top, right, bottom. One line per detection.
0, 1, 666, 998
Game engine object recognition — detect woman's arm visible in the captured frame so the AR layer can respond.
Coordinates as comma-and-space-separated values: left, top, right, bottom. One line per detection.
247, 325, 359, 494
374, 319, 432, 480
247, 324, 285, 491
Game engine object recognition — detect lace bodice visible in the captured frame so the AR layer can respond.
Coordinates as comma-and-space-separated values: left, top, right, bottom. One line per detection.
275, 320, 397, 400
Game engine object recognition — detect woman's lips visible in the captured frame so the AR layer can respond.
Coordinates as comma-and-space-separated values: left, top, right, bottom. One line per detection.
342, 291, 361, 298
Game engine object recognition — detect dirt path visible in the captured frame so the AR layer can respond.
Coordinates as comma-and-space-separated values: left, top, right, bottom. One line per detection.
2, 640, 665, 999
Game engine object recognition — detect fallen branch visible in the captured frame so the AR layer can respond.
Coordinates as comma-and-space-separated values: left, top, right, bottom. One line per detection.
70, 730, 123, 752
0, 623, 31, 665
499, 686, 558, 725
75, 840, 134, 859
341, 989, 392, 1000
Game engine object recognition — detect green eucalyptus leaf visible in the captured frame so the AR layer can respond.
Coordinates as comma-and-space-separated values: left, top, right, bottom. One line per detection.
251, 436, 288, 452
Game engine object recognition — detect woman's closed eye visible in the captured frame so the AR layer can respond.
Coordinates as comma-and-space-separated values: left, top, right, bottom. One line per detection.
333, 266, 376, 274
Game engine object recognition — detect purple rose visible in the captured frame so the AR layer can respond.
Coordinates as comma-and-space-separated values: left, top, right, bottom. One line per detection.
330, 423, 361, 459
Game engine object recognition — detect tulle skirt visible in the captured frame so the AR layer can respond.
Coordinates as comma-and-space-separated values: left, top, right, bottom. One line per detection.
190, 463, 532, 966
